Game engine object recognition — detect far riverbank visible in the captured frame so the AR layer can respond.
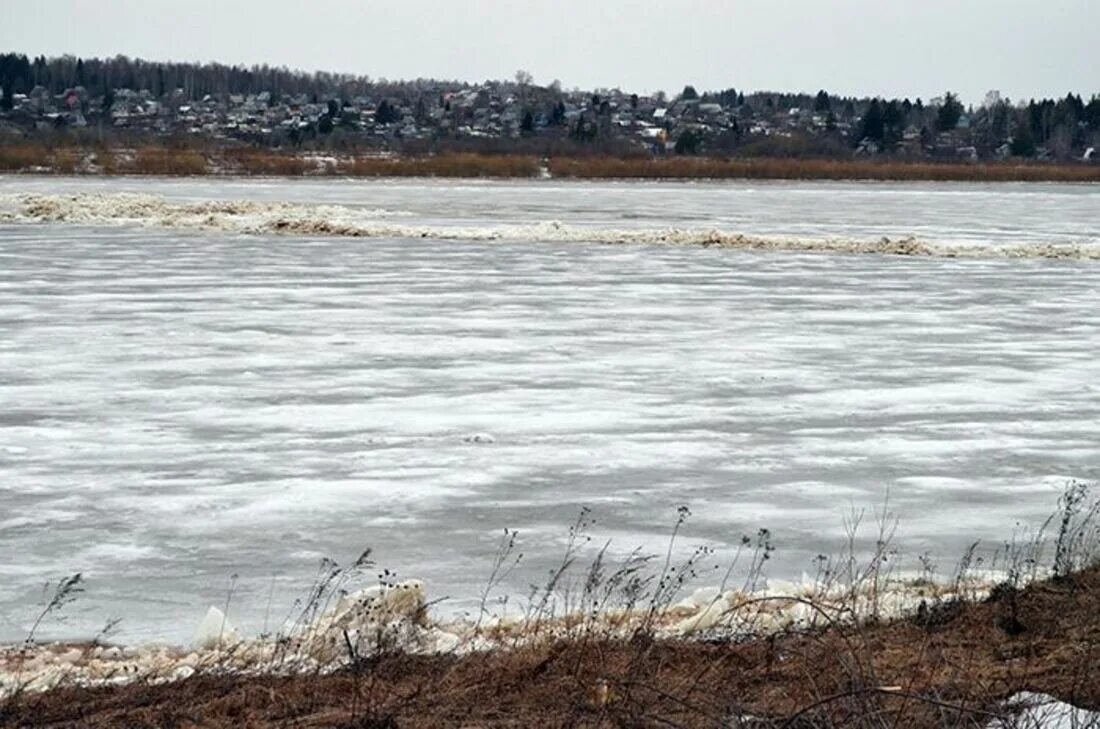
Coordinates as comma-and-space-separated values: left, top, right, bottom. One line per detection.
3, 144, 1100, 182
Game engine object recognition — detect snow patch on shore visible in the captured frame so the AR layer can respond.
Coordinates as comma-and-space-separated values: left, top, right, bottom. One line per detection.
991, 693, 1100, 728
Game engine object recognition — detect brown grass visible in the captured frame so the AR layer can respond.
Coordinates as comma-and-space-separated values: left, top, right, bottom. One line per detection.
0, 145, 83, 174
125, 147, 209, 176
220, 148, 314, 176
3, 143, 1098, 182
4, 566, 1098, 728
335, 153, 541, 178
547, 156, 1100, 182
92, 147, 121, 175
0, 145, 50, 172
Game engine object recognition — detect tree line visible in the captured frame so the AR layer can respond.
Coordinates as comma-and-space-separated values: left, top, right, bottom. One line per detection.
0, 52, 471, 108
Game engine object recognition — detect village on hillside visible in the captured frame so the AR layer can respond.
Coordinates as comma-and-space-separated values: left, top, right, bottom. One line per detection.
1, 54, 1098, 162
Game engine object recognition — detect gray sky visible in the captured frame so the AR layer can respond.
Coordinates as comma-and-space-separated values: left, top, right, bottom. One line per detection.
3, 0, 1097, 104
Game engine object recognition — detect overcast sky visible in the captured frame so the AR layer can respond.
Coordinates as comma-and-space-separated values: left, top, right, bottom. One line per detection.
3, 0, 1097, 104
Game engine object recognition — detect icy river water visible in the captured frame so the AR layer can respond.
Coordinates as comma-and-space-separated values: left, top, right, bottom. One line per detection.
1, 176, 1098, 643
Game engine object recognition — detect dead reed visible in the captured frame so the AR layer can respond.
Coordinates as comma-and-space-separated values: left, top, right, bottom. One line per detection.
125, 147, 209, 176
4, 142, 1096, 181
335, 153, 541, 178
0, 145, 83, 174
220, 148, 314, 176
547, 156, 1100, 182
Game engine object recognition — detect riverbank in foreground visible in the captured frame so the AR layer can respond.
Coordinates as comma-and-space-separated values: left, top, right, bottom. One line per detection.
2, 145, 1100, 182
2, 563, 1098, 728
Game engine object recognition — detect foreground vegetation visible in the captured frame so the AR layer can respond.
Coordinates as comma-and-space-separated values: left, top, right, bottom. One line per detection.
2, 143, 1100, 182
4, 566, 1099, 727
2, 485, 1098, 727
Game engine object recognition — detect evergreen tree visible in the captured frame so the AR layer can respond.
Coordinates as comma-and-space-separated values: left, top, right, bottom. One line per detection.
936, 92, 964, 132
1010, 118, 1037, 157
1086, 95, 1100, 130
674, 128, 701, 154
375, 99, 399, 124
989, 102, 1011, 141
551, 100, 565, 126
882, 100, 905, 144
0, 53, 32, 110
859, 99, 885, 142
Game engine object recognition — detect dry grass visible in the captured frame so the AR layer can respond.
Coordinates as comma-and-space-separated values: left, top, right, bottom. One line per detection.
2, 565, 1098, 728
220, 148, 314, 176
4, 143, 1096, 182
547, 156, 1100, 182
125, 147, 209, 176
335, 153, 541, 178
92, 147, 121, 175
0, 145, 83, 174
0, 145, 50, 172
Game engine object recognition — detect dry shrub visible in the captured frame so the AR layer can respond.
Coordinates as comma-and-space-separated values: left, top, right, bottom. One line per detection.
126, 147, 209, 176
0, 145, 53, 172
0, 145, 90, 174
547, 156, 1100, 182
338, 153, 540, 178
46, 148, 83, 174
93, 147, 121, 175
5, 143, 1098, 182
220, 148, 313, 176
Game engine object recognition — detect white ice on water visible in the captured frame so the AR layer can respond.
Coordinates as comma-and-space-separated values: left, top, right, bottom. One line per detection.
0, 176, 1098, 647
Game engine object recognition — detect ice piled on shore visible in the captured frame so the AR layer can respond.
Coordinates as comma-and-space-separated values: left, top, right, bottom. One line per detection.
191, 606, 239, 650
3, 192, 1100, 260
0, 579, 449, 696
0, 571, 1003, 697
